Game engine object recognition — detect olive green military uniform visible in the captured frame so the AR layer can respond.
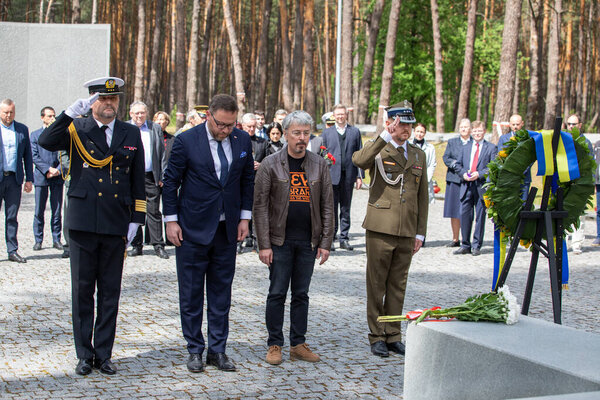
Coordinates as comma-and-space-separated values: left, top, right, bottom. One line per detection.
352, 135, 429, 344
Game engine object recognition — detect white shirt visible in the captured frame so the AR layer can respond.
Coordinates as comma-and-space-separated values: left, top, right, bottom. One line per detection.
378, 130, 424, 242
138, 122, 153, 172
336, 123, 347, 135
164, 126, 251, 222
468, 139, 484, 172
93, 118, 116, 147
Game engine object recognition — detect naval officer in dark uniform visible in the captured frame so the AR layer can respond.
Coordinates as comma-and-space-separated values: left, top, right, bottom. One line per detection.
39, 77, 146, 376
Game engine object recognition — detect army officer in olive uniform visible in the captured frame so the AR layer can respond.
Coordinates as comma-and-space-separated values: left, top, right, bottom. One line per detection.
39, 77, 146, 376
352, 101, 428, 358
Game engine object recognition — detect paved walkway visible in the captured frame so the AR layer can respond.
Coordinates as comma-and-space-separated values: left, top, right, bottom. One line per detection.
1, 190, 599, 399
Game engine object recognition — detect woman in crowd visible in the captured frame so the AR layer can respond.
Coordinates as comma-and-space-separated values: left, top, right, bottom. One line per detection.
264, 122, 284, 157
410, 123, 437, 203
442, 118, 472, 247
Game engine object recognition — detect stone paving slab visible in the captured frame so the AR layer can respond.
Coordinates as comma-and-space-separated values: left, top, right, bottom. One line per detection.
1, 190, 599, 399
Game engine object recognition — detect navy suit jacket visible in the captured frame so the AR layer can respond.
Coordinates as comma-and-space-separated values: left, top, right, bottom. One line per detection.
162, 123, 254, 245
443, 136, 472, 184
30, 127, 64, 186
0, 120, 33, 185
457, 139, 497, 198
321, 125, 363, 185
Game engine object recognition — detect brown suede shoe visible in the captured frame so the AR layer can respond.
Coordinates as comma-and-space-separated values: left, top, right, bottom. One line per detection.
266, 345, 283, 365
290, 343, 320, 362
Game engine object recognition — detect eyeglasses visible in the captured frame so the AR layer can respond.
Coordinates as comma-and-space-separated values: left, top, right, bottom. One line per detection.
211, 114, 236, 130
289, 130, 311, 137
566, 122, 578, 127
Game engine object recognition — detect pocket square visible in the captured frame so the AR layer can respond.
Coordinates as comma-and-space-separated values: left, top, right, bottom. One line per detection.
240, 151, 247, 158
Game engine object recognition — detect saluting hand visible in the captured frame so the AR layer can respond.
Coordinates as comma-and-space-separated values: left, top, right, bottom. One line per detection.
65, 93, 100, 119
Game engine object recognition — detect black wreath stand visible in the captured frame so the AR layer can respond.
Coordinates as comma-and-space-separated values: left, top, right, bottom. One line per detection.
493, 117, 568, 324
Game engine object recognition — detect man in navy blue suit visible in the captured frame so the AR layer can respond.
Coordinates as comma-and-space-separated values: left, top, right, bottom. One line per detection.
163, 94, 254, 373
30, 106, 65, 252
497, 114, 530, 201
321, 104, 363, 251
0, 99, 33, 263
454, 120, 497, 256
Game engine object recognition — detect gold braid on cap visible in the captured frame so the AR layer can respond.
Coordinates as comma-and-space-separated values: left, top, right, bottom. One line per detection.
66, 122, 114, 182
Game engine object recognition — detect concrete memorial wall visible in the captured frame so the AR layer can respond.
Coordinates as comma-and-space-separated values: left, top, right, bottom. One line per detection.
0, 22, 110, 130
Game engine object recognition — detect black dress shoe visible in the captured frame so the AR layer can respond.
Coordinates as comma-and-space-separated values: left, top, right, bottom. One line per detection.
53, 241, 64, 250
75, 358, 93, 375
339, 240, 354, 251
472, 248, 481, 256
187, 353, 204, 373
453, 247, 471, 255
330, 243, 336, 252
8, 252, 26, 263
154, 246, 169, 259
33, 242, 42, 251
94, 358, 117, 375
206, 352, 236, 371
370, 341, 389, 357
386, 341, 406, 355
446, 240, 461, 248
62, 249, 70, 259
128, 246, 143, 257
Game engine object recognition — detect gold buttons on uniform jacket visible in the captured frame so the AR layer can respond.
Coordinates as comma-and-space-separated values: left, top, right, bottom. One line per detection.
90, 150, 94, 154
98, 192, 103, 197
115, 180, 119, 184
116, 167, 120, 170
99, 178, 103, 183
114, 194, 118, 198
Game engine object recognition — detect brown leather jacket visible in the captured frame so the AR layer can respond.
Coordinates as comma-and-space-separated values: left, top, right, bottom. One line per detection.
253, 146, 334, 250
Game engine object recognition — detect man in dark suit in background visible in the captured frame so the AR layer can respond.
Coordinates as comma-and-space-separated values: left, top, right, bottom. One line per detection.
127, 101, 168, 259
163, 94, 254, 373
454, 120, 497, 256
39, 77, 146, 376
497, 114, 530, 201
0, 98, 33, 263
30, 106, 65, 251
321, 104, 363, 251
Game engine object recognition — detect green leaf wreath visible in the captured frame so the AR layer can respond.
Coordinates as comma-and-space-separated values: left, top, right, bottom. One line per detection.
483, 128, 596, 243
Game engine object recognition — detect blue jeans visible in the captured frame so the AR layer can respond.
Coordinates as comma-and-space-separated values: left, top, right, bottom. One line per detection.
596, 184, 600, 239
266, 240, 317, 347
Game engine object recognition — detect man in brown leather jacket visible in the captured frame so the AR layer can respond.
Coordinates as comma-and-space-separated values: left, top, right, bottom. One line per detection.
352, 101, 429, 358
253, 110, 334, 366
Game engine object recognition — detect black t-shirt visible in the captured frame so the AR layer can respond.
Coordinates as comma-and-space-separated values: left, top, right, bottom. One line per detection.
285, 155, 312, 241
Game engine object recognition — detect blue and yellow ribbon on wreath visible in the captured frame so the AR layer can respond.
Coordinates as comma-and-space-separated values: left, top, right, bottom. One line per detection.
492, 129, 579, 290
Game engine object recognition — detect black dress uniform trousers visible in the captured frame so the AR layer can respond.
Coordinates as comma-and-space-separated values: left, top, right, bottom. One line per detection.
69, 230, 126, 361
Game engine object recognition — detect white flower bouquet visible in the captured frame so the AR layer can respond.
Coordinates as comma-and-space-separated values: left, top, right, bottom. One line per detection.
377, 286, 521, 325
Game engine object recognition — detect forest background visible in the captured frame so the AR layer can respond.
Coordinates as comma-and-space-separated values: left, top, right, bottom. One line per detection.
1, 0, 598, 134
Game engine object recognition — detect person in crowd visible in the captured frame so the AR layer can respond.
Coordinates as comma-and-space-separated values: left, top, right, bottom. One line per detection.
255, 110, 267, 140
153, 111, 174, 163
272, 109, 288, 126
0, 98, 33, 263
352, 101, 428, 358
497, 114, 530, 201
264, 122, 284, 157
30, 106, 65, 252
195, 105, 208, 124
321, 104, 363, 251
127, 101, 168, 259
176, 109, 203, 135
410, 123, 436, 204
565, 114, 593, 254
39, 77, 146, 376
253, 110, 333, 365
453, 120, 497, 256
163, 94, 254, 373
442, 118, 472, 247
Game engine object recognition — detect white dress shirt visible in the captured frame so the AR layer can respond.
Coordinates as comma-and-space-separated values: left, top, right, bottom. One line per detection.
93, 118, 116, 147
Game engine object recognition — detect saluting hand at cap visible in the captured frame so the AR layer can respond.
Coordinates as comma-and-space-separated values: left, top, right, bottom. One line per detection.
66, 93, 100, 119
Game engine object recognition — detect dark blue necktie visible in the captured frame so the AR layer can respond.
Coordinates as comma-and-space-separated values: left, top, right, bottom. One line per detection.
217, 140, 229, 185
